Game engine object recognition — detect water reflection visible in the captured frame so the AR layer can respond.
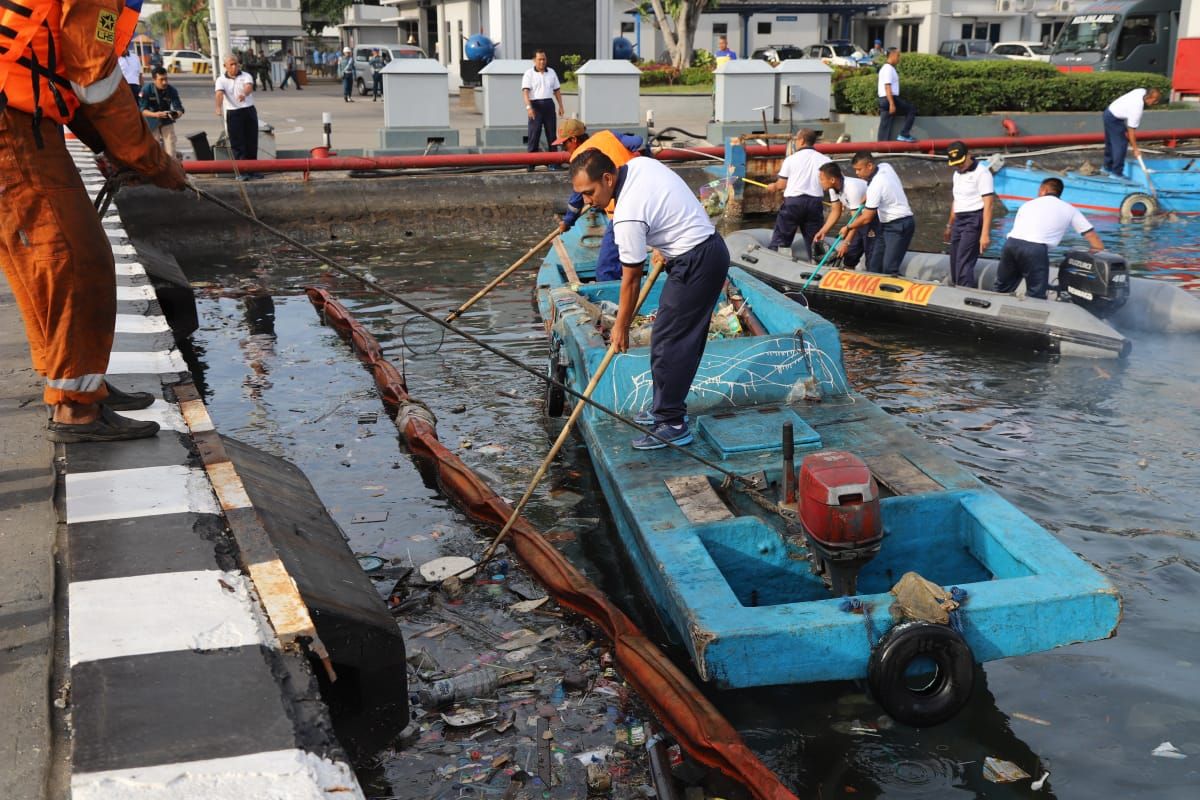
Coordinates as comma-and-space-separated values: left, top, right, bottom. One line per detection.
175, 209, 1200, 798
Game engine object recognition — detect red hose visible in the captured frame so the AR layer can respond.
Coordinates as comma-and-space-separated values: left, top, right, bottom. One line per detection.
305, 287, 801, 800
184, 130, 1200, 174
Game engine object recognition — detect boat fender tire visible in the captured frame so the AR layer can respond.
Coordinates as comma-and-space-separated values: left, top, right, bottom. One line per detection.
545, 344, 567, 418
1119, 193, 1157, 220
867, 620, 974, 727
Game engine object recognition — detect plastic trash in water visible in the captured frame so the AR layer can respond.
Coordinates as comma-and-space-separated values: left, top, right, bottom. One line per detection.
356, 555, 385, 572
1151, 742, 1187, 759
982, 756, 1031, 783
418, 555, 476, 582
1031, 771, 1050, 791
417, 669, 499, 708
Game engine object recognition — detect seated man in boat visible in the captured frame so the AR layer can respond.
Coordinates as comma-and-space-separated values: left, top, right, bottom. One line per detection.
944, 141, 995, 288
814, 162, 875, 269
569, 150, 729, 450
841, 152, 915, 276
993, 178, 1103, 300
1102, 87, 1161, 178
554, 119, 646, 281
767, 128, 831, 260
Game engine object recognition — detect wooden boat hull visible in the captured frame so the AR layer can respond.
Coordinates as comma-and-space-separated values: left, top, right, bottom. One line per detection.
991, 156, 1200, 217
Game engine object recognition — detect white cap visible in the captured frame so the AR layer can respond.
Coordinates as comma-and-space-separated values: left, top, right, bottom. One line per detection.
343, 47, 351, 53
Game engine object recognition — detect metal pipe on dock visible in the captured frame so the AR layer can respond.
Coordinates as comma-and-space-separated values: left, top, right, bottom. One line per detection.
181, 130, 1200, 175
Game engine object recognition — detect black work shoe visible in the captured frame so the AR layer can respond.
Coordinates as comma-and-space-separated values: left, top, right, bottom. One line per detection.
103, 381, 156, 411
48, 406, 160, 444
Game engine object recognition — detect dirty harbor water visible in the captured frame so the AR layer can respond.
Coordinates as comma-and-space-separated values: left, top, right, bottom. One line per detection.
177, 211, 1200, 799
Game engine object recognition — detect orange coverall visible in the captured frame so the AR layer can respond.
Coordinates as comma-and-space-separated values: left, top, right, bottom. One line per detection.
0, 0, 177, 407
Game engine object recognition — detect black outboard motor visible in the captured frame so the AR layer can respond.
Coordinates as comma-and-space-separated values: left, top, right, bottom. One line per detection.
1057, 249, 1129, 317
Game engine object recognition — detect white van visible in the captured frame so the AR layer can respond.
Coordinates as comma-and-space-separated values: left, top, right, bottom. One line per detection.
353, 43, 426, 95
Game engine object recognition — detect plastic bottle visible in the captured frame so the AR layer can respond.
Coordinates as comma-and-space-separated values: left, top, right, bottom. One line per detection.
416, 669, 499, 708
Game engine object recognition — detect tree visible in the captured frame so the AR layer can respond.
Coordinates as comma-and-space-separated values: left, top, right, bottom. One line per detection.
642, 1, 719, 70
146, 0, 209, 52
301, 0, 356, 38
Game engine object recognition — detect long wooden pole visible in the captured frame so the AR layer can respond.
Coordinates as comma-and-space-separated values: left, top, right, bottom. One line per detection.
445, 225, 562, 322
477, 257, 668, 565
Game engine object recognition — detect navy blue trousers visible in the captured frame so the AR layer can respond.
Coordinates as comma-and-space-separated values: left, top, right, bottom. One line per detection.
595, 223, 623, 282
868, 215, 914, 275
527, 98, 556, 153
1102, 109, 1129, 176
651, 234, 730, 426
949, 209, 983, 287
225, 106, 258, 161
877, 95, 916, 141
842, 216, 879, 268
372, 73, 383, 98
994, 237, 1050, 299
342, 73, 354, 99
769, 195, 824, 259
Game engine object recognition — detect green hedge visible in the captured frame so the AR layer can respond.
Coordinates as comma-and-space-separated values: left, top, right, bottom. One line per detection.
835, 55, 1172, 115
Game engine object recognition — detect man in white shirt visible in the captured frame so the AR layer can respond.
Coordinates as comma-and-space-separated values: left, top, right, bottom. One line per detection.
815, 162, 874, 269
841, 151, 915, 276
877, 48, 916, 143
521, 50, 565, 164
118, 48, 142, 101
569, 150, 728, 451
214, 55, 260, 175
1103, 87, 1162, 177
993, 178, 1104, 299
767, 129, 831, 259
944, 141, 995, 288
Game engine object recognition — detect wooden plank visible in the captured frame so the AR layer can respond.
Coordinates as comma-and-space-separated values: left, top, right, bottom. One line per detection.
865, 453, 944, 496
664, 476, 735, 524
552, 237, 581, 285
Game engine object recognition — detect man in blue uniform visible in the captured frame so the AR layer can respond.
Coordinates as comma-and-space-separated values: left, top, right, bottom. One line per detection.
944, 141, 994, 288
569, 150, 728, 450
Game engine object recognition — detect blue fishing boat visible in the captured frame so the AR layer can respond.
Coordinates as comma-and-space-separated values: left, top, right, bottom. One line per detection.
990, 154, 1200, 218
534, 213, 1120, 726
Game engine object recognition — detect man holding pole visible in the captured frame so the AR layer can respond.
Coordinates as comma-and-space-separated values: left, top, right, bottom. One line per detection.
814, 162, 873, 268
1102, 86, 1161, 177
569, 150, 729, 450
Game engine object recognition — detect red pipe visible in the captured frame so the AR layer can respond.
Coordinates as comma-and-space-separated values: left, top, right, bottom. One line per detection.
182, 130, 1200, 174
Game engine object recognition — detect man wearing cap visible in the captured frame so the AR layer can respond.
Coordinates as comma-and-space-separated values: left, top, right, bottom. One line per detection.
993, 178, 1103, 299
944, 141, 995, 288
569, 149, 728, 451
1102, 87, 1161, 177
522, 50, 565, 166
768, 129, 831, 260
555, 120, 646, 281
338, 47, 356, 102
877, 48, 917, 143
814, 162, 874, 269
842, 151, 915, 276
869, 40, 885, 59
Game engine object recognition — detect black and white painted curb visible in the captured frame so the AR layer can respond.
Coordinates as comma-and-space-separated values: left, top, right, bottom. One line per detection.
64, 142, 363, 798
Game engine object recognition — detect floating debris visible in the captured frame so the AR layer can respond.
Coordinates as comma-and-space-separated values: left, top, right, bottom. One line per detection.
1011, 711, 1052, 726
1032, 771, 1051, 790
440, 709, 499, 728
355, 555, 385, 572
351, 510, 388, 524
509, 596, 550, 613
1151, 742, 1187, 759
983, 756, 1031, 783
418, 555, 477, 582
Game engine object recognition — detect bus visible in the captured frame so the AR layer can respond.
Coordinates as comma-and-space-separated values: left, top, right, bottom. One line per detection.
1050, 0, 1180, 76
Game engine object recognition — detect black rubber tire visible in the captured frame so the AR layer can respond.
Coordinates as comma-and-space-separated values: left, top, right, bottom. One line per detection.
545, 351, 566, 418
867, 621, 974, 727
357, 77, 368, 96
1119, 192, 1157, 220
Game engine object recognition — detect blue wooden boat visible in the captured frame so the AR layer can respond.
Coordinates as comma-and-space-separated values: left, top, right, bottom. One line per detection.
534, 212, 1120, 726
990, 155, 1200, 218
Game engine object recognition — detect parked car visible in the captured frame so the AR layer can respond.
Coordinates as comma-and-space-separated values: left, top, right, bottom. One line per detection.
162, 49, 210, 73
803, 42, 870, 68
353, 43, 426, 95
990, 41, 1052, 62
751, 45, 805, 65
937, 40, 998, 60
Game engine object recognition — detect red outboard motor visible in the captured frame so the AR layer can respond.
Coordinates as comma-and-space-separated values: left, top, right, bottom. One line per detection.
798, 450, 883, 596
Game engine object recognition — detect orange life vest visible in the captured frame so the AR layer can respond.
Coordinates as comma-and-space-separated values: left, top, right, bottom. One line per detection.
570, 130, 641, 215
0, 0, 139, 127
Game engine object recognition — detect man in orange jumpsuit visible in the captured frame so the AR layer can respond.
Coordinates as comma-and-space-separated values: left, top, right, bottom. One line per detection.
0, 0, 188, 442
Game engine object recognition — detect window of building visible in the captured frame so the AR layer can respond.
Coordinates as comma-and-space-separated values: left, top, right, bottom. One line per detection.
961, 22, 1001, 43
900, 23, 919, 52
621, 21, 635, 34
713, 22, 728, 35
867, 24, 885, 48
757, 21, 772, 35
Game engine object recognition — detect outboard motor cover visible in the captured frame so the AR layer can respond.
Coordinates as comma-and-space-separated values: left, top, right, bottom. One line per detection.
1058, 249, 1129, 317
798, 451, 882, 549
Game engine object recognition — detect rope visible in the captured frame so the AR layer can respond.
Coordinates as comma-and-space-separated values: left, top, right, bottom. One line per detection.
840, 597, 878, 647
189, 183, 776, 499
948, 586, 968, 634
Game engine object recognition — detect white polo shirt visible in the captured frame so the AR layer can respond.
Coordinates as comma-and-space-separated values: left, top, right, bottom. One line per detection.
864, 163, 912, 223
215, 71, 255, 111
1107, 88, 1147, 128
1009, 195, 1093, 247
877, 62, 900, 98
612, 157, 715, 263
951, 160, 995, 213
521, 67, 560, 101
829, 176, 868, 209
777, 148, 831, 198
